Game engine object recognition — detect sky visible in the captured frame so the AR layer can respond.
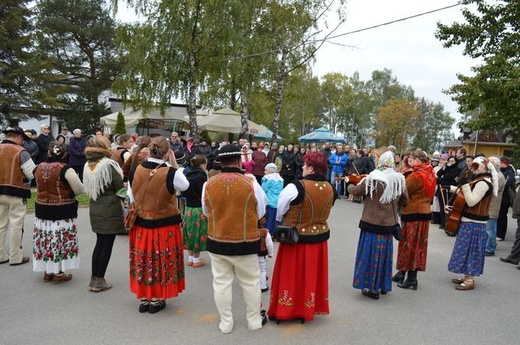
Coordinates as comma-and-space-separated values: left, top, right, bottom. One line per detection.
115, 1, 476, 135
313, 0, 476, 132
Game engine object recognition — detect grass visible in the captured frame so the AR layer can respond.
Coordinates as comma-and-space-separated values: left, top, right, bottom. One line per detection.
26, 189, 90, 211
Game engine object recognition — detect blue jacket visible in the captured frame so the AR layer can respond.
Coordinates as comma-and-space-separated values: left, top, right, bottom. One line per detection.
329, 152, 348, 174
261, 174, 284, 208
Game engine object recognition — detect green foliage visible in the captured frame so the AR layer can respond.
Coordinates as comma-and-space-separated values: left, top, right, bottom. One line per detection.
0, 0, 52, 124
436, 0, 520, 137
114, 111, 126, 134
34, 0, 120, 128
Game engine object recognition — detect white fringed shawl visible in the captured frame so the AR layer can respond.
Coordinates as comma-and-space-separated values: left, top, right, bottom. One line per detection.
364, 151, 406, 204
83, 157, 124, 201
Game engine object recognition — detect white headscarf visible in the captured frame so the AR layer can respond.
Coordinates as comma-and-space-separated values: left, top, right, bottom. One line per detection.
472, 156, 499, 197
364, 151, 406, 204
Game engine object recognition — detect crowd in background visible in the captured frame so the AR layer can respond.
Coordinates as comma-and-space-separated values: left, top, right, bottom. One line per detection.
2, 123, 520, 332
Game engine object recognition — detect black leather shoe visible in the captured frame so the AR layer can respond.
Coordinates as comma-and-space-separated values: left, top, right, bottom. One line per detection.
261, 310, 267, 325
139, 301, 150, 313
148, 300, 166, 314
361, 289, 380, 300
500, 257, 519, 265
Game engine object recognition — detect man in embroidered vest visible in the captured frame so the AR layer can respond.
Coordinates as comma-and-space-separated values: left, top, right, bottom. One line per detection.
0, 127, 37, 265
202, 144, 268, 334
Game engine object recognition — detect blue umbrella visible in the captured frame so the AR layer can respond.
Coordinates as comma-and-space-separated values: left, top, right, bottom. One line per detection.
298, 127, 345, 143
253, 125, 283, 141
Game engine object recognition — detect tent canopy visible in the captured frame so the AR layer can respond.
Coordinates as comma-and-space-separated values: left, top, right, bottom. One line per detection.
101, 106, 208, 127
253, 125, 282, 141
196, 108, 267, 135
298, 127, 345, 143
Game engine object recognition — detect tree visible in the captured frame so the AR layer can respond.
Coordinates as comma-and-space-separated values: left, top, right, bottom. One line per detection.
344, 72, 373, 148
372, 99, 421, 153
278, 67, 322, 141
436, 0, 520, 136
0, 0, 52, 125
115, 0, 240, 139
114, 111, 126, 134
320, 72, 353, 134
412, 98, 455, 153
34, 0, 121, 132
266, 0, 345, 142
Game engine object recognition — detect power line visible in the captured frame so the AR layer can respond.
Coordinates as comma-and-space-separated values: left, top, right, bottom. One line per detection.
235, 2, 464, 60
319, 2, 463, 43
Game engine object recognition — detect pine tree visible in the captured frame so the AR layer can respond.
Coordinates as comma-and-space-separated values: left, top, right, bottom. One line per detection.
114, 112, 126, 134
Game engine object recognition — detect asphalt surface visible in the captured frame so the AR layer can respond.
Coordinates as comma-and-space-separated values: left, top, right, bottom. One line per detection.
1, 200, 519, 345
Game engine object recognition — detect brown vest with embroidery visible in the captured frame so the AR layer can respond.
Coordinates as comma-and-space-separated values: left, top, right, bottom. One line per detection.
204, 173, 260, 246
0, 142, 30, 198
36, 162, 74, 206
462, 176, 492, 221
132, 164, 179, 222
283, 179, 334, 239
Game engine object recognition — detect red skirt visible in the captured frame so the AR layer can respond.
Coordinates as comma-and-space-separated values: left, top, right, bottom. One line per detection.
267, 241, 329, 321
396, 220, 430, 271
129, 224, 185, 300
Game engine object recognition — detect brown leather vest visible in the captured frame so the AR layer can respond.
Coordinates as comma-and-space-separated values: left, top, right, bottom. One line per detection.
0, 142, 30, 195
35, 162, 74, 206
132, 164, 179, 220
462, 176, 492, 221
283, 179, 334, 237
204, 173, 260, 243
111, 147, 127, 167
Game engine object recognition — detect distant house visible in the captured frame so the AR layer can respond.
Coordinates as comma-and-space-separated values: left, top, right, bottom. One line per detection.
444, 129, 516, 157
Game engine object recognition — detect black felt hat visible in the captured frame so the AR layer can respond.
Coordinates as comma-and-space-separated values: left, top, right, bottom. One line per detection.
174, 150, 187, 164
2, 126, 29, 140
218, 144, 242, 158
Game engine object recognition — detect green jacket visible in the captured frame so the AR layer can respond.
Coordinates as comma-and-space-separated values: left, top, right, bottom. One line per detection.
89, 165, 125, 234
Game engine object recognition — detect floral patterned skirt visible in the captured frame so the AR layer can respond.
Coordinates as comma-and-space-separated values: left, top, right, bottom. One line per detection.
353, 231, 393, 292
396, 220, 429, 271
448, 221, 488, 276
129, 224, 185, 300
267, 241, 329, 321
182, 206, 207, 253
32, 218, 79, 274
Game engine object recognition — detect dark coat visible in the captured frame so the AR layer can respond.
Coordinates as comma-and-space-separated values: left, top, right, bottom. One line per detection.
182, 167, 207, 208
35, 133, 55, 164
280, 151, 296, 177
68, 136, 87, 166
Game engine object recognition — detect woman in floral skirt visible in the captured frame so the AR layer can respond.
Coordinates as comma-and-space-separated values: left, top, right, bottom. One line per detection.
182, 154, 208, 267
448, 156, 497, 291
348, 150, 409, 300
127, 136, 189, 313
394, 150, 437, 290
33, 142, 84, 283
268, 152, 336, 323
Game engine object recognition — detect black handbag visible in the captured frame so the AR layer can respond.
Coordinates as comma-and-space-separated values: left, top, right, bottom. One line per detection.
392, 202, 402, 241
393, 224, 402, 241
275, 225, 299, 244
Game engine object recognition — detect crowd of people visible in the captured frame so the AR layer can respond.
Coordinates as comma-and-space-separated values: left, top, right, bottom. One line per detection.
1, 124, 520, 333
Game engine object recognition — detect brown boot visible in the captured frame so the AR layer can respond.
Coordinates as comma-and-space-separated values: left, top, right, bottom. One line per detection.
52, 273, 72, 284
91, 277, 112, 292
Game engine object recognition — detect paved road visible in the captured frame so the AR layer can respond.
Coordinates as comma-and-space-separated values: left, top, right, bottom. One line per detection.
1, 200, 519, 345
